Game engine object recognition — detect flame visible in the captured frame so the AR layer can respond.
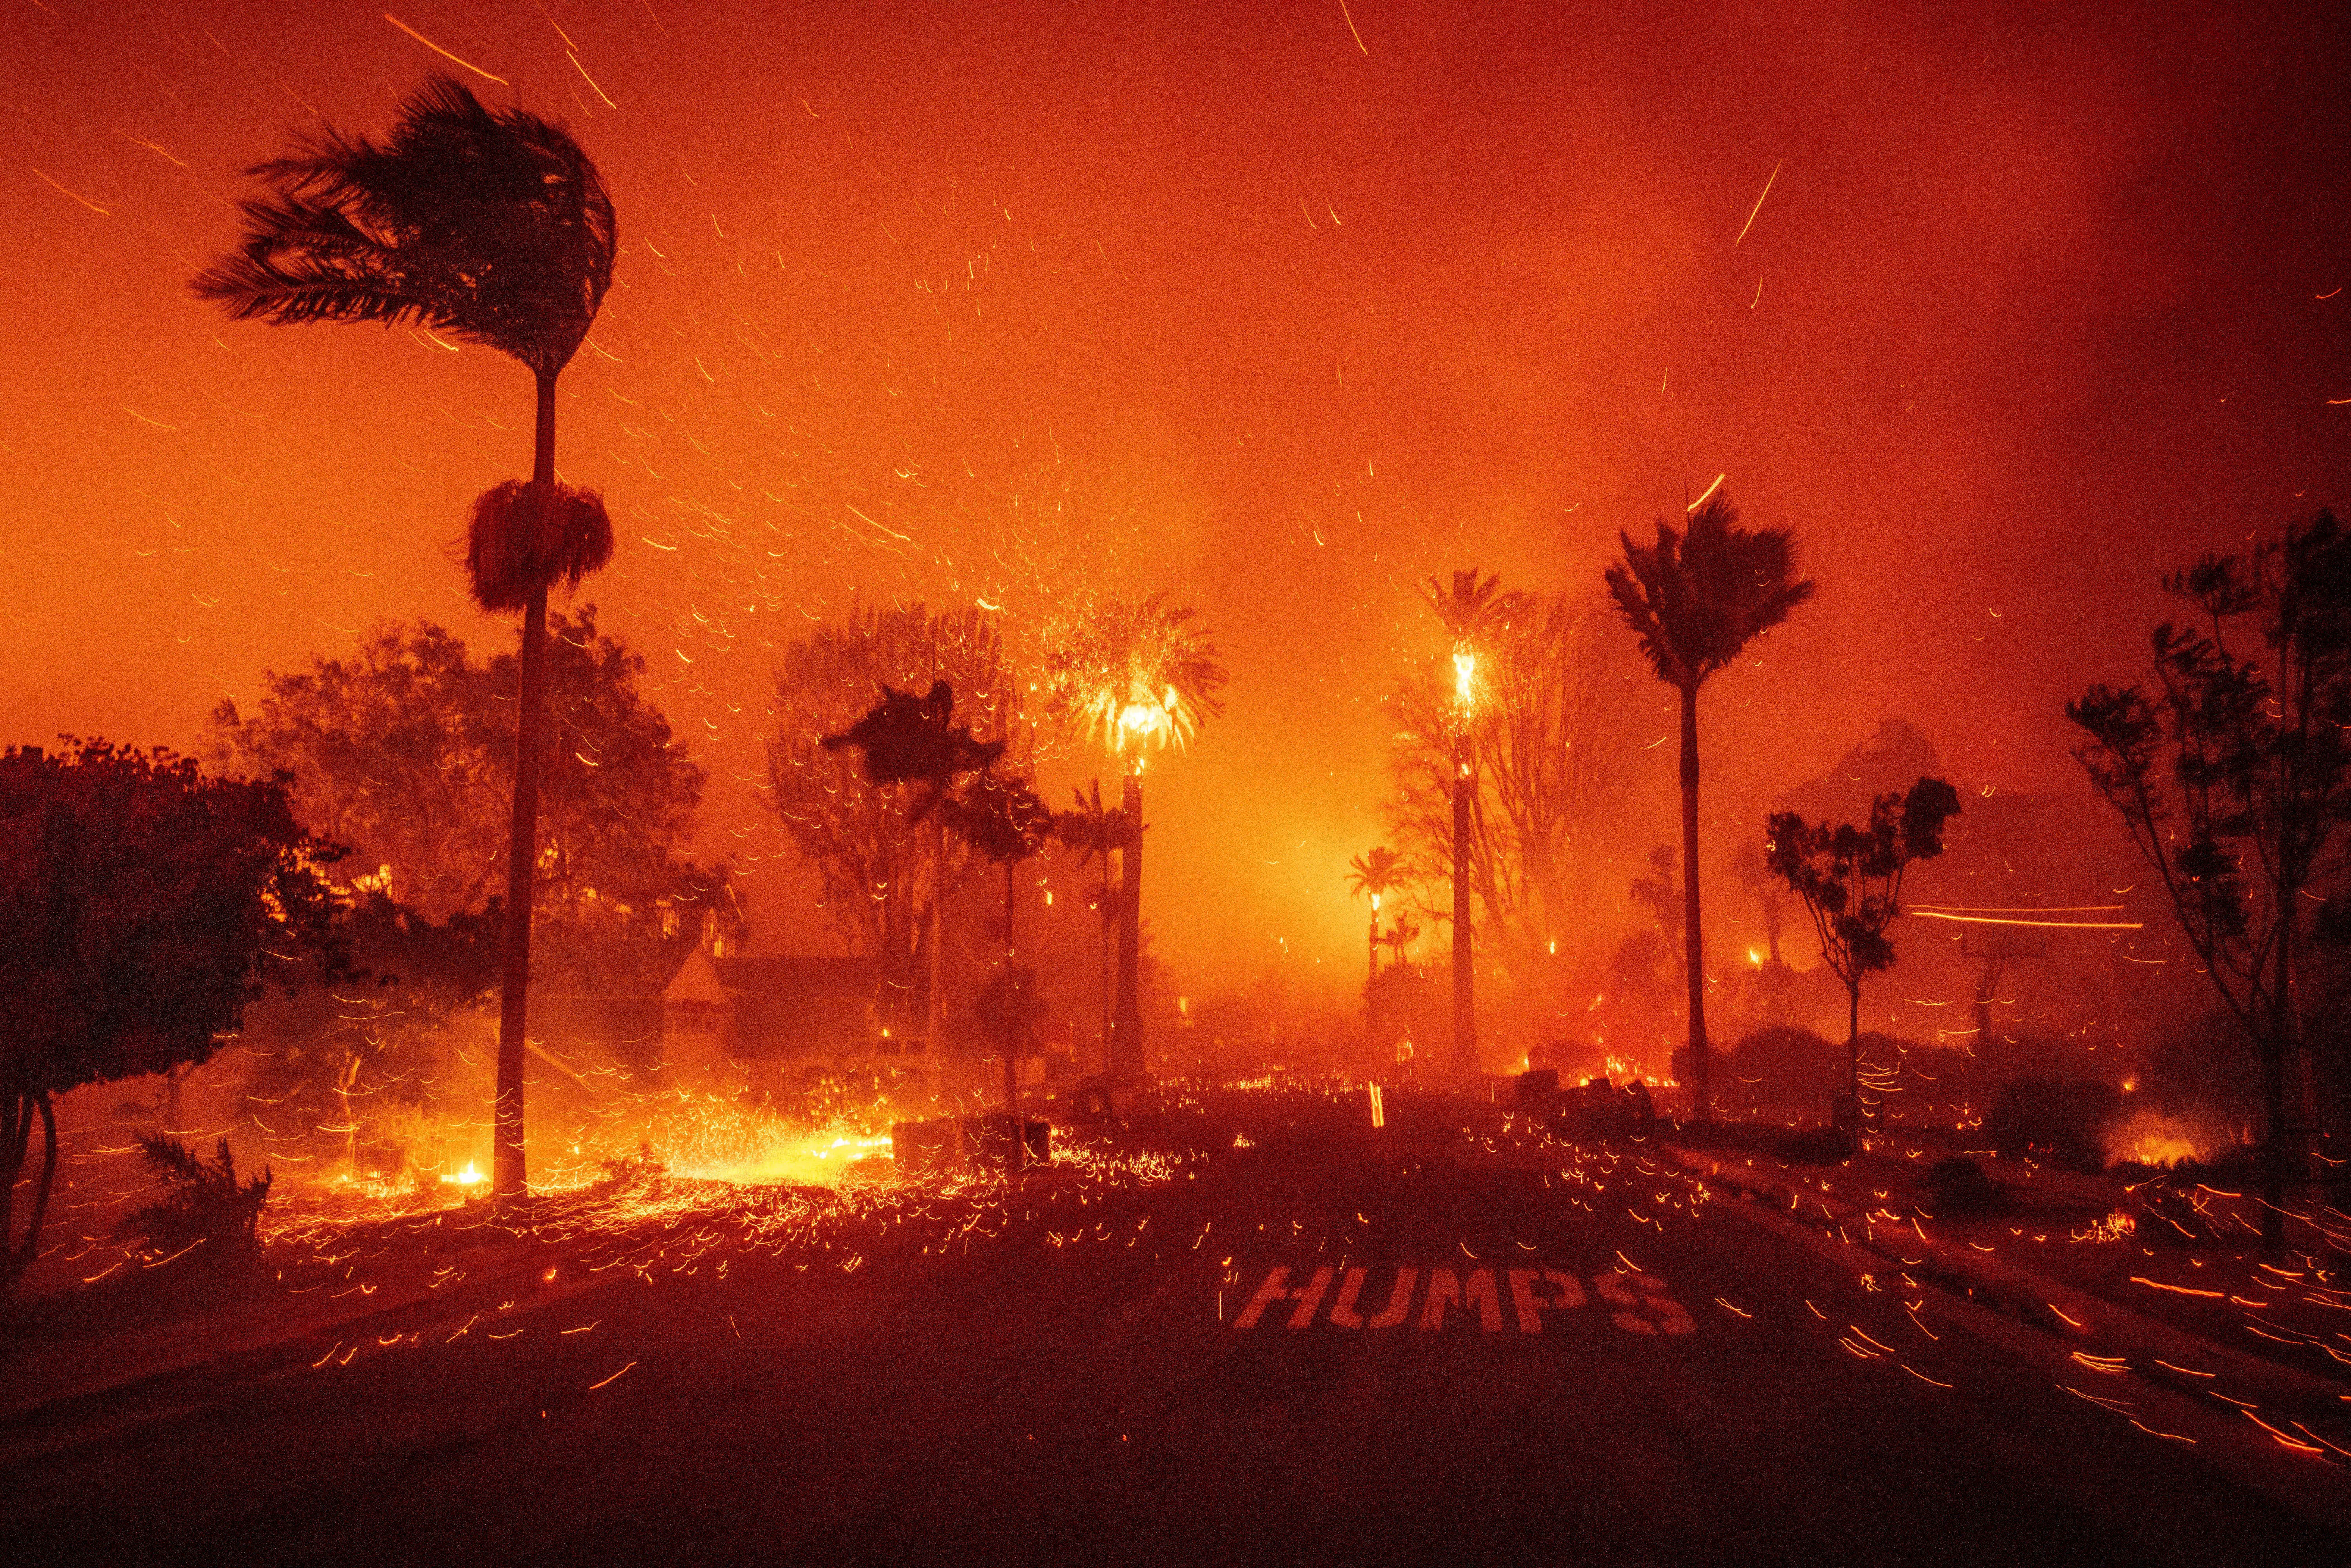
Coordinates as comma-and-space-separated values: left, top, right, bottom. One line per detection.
2107, 1108, 2212, 1168
438, 1160, 485, 1186
1453, 648, 1476, 706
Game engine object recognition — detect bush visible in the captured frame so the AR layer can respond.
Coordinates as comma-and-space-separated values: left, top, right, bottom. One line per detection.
1775, 1125, 1855, 1164
1983, 1078, 2123, 1173
1728, 1025, 1841, 1106
116, 1133, 272, 1261
1923, 1155, 2003, 1216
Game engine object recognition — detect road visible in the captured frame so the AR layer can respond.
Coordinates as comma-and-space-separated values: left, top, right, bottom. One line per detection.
5, 1088, 2347, 1566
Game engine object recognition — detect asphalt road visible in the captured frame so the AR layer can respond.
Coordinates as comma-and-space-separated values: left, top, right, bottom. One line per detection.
7, 1092, 2348, 1566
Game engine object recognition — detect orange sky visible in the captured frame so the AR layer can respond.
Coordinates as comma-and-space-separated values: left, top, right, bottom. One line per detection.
4, 0, 2347, 996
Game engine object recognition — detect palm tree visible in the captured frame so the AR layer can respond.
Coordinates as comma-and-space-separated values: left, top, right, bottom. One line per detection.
1346, 846, 1409, 992
1421, 570, 1528, 1079
1055, 780, 1132, 1079
1605, 494, 1814, 1122
945, 770, 1054, 1165
824, 681, 1005, 1082
1042, 594, 1228, 1081
194, 74, 618, 1200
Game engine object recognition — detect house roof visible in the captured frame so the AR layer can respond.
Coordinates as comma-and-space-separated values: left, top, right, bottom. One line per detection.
661, 951, 880, 1005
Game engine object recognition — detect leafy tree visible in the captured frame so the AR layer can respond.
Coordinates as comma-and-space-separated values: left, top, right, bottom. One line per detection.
1607, 492, 1815, 1120
1385, 594, 1647, 1013
196, 73, 621, 1199
2069, 510, 2351, 1251
234, 891, 501, 1173
1041, 593, 1228, 1079
205, 610, 703, 926
1628, 845, 1686, 987
1731, 838, 1788, 967
770, 603, 1018, 1033
0, 741, 343, 1298
1765, 778, 1962, 1128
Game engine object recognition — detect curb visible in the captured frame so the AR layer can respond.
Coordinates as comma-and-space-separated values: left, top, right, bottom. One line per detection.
1661, 1142, 2351, 1422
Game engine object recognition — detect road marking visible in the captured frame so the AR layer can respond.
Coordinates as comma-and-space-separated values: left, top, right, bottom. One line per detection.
1234, 1264, 1694, 1336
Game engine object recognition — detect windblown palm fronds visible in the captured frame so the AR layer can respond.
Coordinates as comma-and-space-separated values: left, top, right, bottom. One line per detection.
192, 73, 616, 380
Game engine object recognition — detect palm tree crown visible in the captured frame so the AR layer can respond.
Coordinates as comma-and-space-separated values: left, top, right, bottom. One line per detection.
1043, 594, 1229, 764
192, 74, 616, 382
1420, 569, 1529, 646
1604, 495, 1814, 691
1347, 846, 1408, 905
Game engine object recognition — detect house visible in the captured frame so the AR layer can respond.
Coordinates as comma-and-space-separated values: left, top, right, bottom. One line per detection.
659, 945, 941, 1099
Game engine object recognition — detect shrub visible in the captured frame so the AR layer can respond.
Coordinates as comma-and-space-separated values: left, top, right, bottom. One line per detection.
1983, 1078, 2124, 1173
1729, 1025, 1841, 1106
116, 1134, 272, 1261
1775, 1125, 1855, 1164
1923, 1155, 2003, 1216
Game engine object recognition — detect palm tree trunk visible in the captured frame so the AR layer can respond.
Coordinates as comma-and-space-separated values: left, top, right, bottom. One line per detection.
929, 802, 945, 1090
1678, 681, 1710, 1122
1099, 861, 1112, 1081
1452, 740, 1477, 1078
1114, 771, 1143, 1081
1003, 857, 1023, 1170
492, 372, 559, 1202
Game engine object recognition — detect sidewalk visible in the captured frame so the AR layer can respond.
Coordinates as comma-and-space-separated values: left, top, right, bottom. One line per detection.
1661, 1133, 2351, 1456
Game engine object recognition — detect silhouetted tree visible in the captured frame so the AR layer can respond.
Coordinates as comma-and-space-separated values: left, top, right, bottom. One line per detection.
1607, 493, 1815, 1119
1, 742, 344, 1298
946, 770, 1055, 1156
1055, 780, 1132, 1077
1766, 778, 1962, 1130
821, 674, 1008, 1059
769, 603, 1018, 1034
196, 74, 619, 1201
204, 610, 704, 925
1417, 570, 1532, 1077
2070, 510, 2351, 1253
1042, 593, 1228, 1080
1731, 839, 1788, 967
1628, 845, 1686, 987
1346, 846, 1411, 992
235, 891, 502, 1175
1386, 593, 1647, 1016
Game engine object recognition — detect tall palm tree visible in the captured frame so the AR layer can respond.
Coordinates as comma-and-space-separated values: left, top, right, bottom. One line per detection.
1055, 780, 1132, 1079
194, 74, 618, 1200
1605, 494, 1814, 1122
1421, 570, 1528, 1079
1346, 846, 1408, 992
1042, 594, 1228, 1081
946, 770, 1054, 1165
824, 681, 1005, 1083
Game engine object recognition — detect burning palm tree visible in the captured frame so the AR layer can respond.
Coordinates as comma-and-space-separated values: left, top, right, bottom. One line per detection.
194, 75, 618, 1199
1346, 846, 1410, 992
1605, 493, 1813, 1121
1043, 594, 1227, 1080
1421, 570, 1528, 1078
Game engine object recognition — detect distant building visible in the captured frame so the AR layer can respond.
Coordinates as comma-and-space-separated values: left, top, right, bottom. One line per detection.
659, 945, 942, 1098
